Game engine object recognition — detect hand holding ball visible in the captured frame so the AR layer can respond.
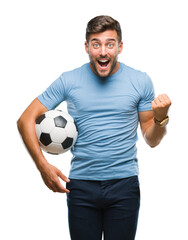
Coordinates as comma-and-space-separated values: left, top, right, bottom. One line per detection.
35, 110, 78, 154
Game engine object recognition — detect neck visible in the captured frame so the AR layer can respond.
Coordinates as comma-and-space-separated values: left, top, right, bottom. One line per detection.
110, 62, 120, 75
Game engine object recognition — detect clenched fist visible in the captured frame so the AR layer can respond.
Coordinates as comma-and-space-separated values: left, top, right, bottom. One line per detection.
152, 94, 172, 121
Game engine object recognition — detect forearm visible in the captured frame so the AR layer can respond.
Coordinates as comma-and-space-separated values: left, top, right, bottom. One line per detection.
139, 94, 171, 148
17, 116, 48, 172
144, 122, 167, 148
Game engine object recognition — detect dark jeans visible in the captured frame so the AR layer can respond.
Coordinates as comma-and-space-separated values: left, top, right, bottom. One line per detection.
66, 175, 140, 240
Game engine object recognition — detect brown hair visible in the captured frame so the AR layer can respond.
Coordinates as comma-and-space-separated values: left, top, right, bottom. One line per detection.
86, 15, 122, 43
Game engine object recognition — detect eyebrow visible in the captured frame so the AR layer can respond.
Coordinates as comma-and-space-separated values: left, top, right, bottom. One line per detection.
91, 38, 116, 42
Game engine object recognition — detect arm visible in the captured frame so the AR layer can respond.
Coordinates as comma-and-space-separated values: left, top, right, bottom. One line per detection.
17, 98, 70, 193
139, 94, 171, 148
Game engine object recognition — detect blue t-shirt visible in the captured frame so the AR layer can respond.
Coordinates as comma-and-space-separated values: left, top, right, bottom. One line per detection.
38, 63, 155, 180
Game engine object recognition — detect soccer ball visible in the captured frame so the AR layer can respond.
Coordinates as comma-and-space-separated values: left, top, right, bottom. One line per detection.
35, 110, 78, 154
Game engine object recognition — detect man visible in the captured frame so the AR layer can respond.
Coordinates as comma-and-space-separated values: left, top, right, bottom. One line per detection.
17, 15, 171, 240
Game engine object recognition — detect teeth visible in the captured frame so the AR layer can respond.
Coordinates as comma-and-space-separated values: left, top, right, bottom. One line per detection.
99, 59, 109, 62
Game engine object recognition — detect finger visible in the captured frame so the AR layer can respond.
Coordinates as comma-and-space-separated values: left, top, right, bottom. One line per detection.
56, 182, 70, 193
154, 95, 168, 107
52, 184, 70, 193
157, 94, 172, 107
162, 94, 172, 105
158, 94, 166, 102
60, 187, 70, 194
57, 170, 70, 183
161, 93, 169, 100
44, 175, 69, 193
49, 181, 70, 193
153, 97, 161, 106
151, 100, 155, 106
41, 165, 70, 193
157, 95, 167, 107
151, 100, 157, 109
54, 177, 70, 193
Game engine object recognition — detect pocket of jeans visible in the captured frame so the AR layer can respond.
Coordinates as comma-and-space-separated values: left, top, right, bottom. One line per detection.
130, 176, 140, 197
66, 180, 72, 192
66, 179, 77, 197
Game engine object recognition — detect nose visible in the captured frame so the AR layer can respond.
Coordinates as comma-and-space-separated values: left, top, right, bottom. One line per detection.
100, 45, 107, 57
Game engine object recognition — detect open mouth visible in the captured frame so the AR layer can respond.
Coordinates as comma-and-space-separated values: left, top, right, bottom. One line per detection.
97, 59, 110, 68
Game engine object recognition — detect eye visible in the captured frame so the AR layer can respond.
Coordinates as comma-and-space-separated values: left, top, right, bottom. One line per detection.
108, 43, 114, 48
93, 43, 100, 49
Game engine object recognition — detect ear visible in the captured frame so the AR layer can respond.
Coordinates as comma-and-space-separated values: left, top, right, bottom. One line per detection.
85, 41, 89, 54
118, 41, 123, 54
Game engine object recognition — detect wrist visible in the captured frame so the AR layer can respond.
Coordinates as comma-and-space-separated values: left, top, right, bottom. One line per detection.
154, 116, 169, 127
154, 115, 168, 122
35, 156, 49, 173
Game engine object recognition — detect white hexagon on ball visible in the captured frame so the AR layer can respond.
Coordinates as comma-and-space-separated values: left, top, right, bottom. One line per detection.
46, 142, 65, 154
40, 118, 55, 133
50, 127, 67, 143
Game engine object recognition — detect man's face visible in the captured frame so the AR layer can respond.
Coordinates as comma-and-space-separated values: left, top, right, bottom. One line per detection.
85, 30, 123, 77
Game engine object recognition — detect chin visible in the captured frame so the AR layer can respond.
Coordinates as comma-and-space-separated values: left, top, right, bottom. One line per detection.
97, 71, 111, 78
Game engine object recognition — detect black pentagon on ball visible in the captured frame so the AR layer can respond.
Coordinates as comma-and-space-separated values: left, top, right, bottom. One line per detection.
62, 137, 73, 149
35, 114, 45, 124
54, 116, 67, 128
40, 133, 52, 146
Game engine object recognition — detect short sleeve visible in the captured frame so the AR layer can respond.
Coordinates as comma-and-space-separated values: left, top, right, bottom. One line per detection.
37, 74, 66, 110
138, 73, 155, 112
